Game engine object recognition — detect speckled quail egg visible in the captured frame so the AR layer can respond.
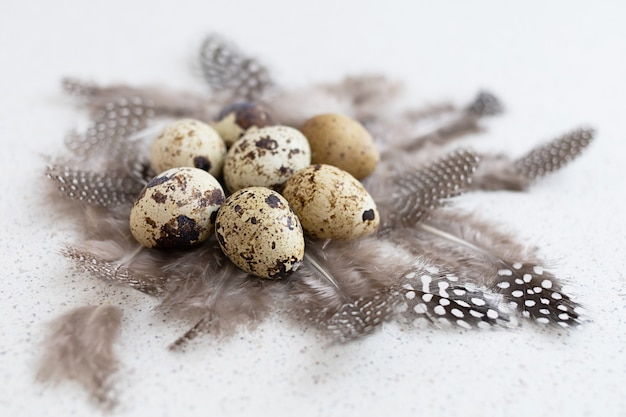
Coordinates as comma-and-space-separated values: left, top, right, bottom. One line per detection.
130, 167, 225, 249
215, 187, 305, 279
150, 119, 227, 177
281, 164, 379, 240
300, 113, 379, 180
212, 102, 275, 147
223, 126, 311, 192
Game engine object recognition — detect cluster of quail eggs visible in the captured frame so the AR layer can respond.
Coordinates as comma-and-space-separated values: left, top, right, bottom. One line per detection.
129, 102, 381, 279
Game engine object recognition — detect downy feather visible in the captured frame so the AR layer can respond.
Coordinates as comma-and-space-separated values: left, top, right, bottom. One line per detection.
38, 305, 123, 409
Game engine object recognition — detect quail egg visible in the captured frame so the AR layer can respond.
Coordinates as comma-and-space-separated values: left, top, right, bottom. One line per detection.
215, 187, 305, 279
223, 126, 311, 192
150, 119, 226, 177
130, 167, 225, 249
212, 102, 275, 147
281, 164, 379, 240
300, 113, 379, 180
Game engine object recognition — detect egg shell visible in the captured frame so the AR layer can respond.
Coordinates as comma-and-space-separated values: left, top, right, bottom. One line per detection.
223, 126, 311, 192
150, 119, 227, 177
130, 167, 225, 249
281, 164, 379, 240
300, 113, 379, 180
212, 102, 275, 147
215, 187, 304, 279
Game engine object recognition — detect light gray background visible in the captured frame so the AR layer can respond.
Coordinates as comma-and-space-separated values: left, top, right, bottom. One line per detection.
1, 1, 625, 416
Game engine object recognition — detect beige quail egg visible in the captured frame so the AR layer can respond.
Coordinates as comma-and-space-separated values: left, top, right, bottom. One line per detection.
281, 164, 379, 240
223, 126, 311, 192
300, 113, 379, 180
150, 119, 226, 177
215, 187, 305, 279
212, 102, 275, 147
130, 167, 225, 249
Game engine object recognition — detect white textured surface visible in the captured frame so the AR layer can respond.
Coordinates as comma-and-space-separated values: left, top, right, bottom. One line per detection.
2, 1, 626, 416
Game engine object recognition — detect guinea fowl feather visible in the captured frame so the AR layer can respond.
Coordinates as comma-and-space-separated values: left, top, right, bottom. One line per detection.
471, 127, 596, 191
39, 32, 594, 408
415, 210, 581, 327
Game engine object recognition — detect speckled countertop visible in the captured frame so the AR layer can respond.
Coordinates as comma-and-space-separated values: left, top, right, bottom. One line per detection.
2, 1, 625, 416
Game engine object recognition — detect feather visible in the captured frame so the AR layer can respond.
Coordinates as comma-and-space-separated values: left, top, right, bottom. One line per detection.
37, 305, 123, 409
402, 91, 503, 152
380, 149, 479, 228
62, 78, 222, 123
61, 77, 97, 99
471, 127, 596, 191
415, 211, 582, 327
63, 245, 165, 296
46, 165, 145, 207
398, 270, 515, 330
465, 90, 504, 117
64, 97, 154, 161
199, 33, 274, 100
158, 245, 280, 349
290, 237, 415, 341
514, 126, 595, 180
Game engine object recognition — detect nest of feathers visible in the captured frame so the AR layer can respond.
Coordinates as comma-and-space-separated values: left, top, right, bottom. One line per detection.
39, 33, 595, 408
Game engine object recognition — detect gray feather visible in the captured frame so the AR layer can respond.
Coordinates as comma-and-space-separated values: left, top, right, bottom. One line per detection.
199, 33, 274, 100
46, 165, 145, 207
37, 305, 123, 409
515, 127, 595, 179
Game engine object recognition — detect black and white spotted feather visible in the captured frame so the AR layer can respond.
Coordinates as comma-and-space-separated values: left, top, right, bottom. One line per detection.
398, 270, 513, 330
40, 33, 594, 407
199, 33, 274, 100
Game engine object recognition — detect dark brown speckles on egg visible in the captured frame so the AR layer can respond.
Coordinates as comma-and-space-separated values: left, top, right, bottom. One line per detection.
193, 156, 212, 171
268, 256, 302, 279
278, 166, 293, 176
362, 209, 376, 221
201, 188, 225, 207
155, 215, 200, 249
255, 137, 278, 151
151, 191, 167, 204
265, 193, 283, 209
147, 173, 173, 188
145, 217, 157, 228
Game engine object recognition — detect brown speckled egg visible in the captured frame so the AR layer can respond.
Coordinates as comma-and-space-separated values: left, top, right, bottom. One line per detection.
150, 119, 226, 177
223, 126, 311, 192
282, 164, 379, 240
215, 187, 304, 279
300, 113, 379, 180
130, 167, 225, 249
212, 102, 275, 147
